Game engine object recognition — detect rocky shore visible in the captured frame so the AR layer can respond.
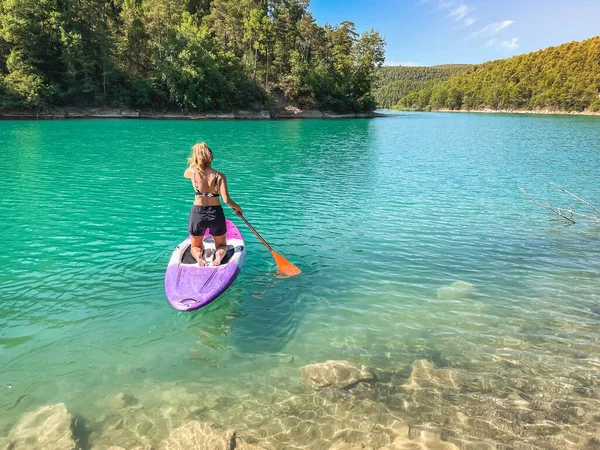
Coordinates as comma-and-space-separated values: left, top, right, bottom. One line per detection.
395, 107, 600, 116
1, 357, 599, 450
0, 106, 384, 120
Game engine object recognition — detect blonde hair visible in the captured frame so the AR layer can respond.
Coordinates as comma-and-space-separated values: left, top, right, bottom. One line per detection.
188, 142, 213, 174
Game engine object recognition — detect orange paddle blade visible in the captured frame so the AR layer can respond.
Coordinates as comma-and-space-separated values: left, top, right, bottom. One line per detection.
272, 250, 301, 277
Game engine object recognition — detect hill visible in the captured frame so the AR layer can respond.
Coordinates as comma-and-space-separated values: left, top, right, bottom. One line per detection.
373, 65, 472, 109
398, 36, 600, 113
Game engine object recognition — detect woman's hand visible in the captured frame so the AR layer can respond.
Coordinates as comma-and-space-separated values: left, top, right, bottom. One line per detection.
233, 206, 243, 216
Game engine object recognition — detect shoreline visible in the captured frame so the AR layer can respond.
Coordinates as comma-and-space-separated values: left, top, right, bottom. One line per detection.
0, 107, 385, 120
392, 107, 600, 116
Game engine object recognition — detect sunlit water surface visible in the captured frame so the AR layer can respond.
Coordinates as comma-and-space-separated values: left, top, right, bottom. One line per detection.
1, 112, 599, 449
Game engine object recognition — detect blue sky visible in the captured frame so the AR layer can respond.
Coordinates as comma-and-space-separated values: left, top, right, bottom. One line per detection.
307, 0, 600, 66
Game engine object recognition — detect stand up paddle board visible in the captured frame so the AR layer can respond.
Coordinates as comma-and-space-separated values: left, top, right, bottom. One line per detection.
165, 219, 245, 311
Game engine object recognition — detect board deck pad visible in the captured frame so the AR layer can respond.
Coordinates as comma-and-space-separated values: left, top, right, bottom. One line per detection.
164, 219, 246, 311
181, 245, 235, 265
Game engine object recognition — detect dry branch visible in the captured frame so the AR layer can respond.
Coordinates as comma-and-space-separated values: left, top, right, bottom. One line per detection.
519, 186, 576, 224
550, 183, 600, 215
520, 184, 600, 224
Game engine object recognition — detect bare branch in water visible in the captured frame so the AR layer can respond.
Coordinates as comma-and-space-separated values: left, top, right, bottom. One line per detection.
520, 184, 600, 224
550, 183, 600, 215
567, 209, 600, 222
519, 187, 576, 224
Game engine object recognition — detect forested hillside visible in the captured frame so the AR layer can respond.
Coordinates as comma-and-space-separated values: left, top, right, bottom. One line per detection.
0, 0, 385, 113
399, 36, 600, 112
373, 64, 471, 109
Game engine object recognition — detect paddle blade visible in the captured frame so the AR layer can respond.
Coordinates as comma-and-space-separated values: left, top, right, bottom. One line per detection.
272, 251, 301, 277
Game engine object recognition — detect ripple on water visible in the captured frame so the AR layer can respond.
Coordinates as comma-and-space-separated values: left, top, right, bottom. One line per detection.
0, 115, 599, 448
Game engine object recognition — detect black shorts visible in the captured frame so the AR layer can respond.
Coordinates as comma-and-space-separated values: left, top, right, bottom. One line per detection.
188, 205, 227, 237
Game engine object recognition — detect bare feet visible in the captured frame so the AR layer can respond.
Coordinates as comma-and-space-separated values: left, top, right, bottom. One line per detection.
213, 247, 226, 266
191, 247, 206, 266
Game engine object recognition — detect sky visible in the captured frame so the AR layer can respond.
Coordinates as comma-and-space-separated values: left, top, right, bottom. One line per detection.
307, 0, 600, 66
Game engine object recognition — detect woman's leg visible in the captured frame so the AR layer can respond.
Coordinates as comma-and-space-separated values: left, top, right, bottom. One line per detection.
190, 235, 205, 266
213, 234, 227, 266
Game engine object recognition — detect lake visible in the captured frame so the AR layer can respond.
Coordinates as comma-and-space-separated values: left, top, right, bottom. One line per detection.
1, 112, 599, 449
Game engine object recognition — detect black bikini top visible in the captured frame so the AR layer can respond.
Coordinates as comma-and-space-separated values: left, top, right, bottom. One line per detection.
193, 171, 220, 197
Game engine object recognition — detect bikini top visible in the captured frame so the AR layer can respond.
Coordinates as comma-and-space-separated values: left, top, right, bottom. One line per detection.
193, 171, 220, 197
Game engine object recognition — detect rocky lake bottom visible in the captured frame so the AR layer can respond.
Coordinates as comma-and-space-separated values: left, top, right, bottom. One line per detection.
3, 316, 600, 450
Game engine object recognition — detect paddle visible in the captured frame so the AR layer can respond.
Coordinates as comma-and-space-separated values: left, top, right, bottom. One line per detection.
235, 211, 301, 277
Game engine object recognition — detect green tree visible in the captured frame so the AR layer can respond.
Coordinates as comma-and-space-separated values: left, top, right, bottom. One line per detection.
0, 0, 63, 107
0, 0, 390, 113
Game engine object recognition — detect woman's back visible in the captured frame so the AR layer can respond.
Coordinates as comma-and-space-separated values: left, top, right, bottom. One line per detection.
190, 167, 221, 206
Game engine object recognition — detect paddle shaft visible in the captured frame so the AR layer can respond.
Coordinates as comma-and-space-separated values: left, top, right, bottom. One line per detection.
236, 213, 274, 252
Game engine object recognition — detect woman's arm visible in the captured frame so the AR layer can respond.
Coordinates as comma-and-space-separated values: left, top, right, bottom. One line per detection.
184, 167, 193, 179
218, 173, 243, 215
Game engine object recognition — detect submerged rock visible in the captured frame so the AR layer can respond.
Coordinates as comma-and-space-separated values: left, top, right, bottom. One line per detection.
109, 392, 138, 410
301, 360, 374, 389
506, 391, 531, 410
160, 386, 202, 406
6, 403, 77, 450
236, 439, 268, 450
92, 409, 168, 449
402, 359, 511, 403
403, 360, 461, 391
436, 281, 474, 300
379, 433, 460, 450
329, 444, 369, 450
158, 421, 235, 450
91, 447, 145, 450
403, 360, 505, 394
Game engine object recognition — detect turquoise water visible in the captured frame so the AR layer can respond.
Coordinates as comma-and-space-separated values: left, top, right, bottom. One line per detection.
1, 113, 599, 449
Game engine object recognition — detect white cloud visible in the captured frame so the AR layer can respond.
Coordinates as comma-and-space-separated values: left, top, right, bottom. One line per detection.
436, 1, 455, 10
449, 4, 470, 21
421, 0, 516, 48
502, 37, 519, 49
429, 1, 475, 27
421, 1, 475, 30
471, 20, 514, 37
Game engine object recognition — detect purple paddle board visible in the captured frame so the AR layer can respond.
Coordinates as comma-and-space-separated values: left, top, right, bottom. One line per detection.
165, 219, 245, 311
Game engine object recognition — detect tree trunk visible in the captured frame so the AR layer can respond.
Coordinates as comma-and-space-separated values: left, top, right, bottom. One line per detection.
253, 47, 258, 84
103, 60, 107, 96
265, 48, 269, 91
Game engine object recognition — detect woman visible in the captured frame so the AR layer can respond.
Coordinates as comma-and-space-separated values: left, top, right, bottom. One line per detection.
184, 142, 242, 266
